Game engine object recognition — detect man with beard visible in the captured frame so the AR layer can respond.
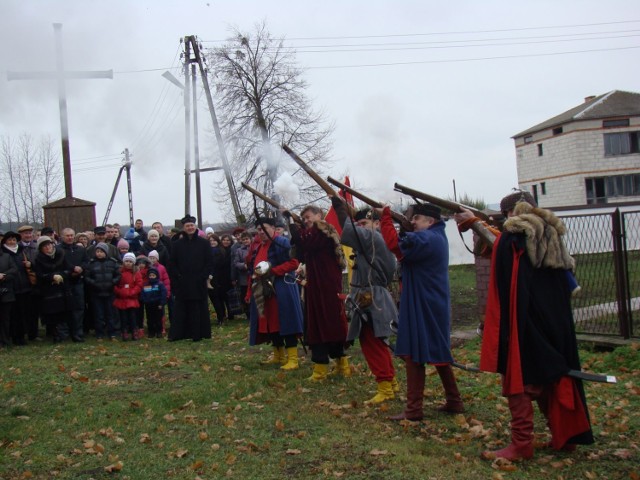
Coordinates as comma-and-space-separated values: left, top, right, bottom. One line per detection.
168, 215, 213, 341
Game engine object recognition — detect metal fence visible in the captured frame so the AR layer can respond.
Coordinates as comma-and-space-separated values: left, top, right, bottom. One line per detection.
560, 208, 640, 338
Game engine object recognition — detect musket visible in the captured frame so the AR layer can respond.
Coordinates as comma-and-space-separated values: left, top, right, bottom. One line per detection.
282, 144, 338, 197
240, 182, 302, 224
451, 362, 617, 384
394, 182, 494, 223
327, 176, 409, 227
282, 144, 356, 216
394, 182, 498, 246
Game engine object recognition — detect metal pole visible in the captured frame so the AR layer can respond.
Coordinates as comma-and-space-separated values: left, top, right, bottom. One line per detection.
183, 37, 192, 215
191, 64, 203, 229
53, 23, 73, 198
189, 38, 243, 223
124, 148, 134, 226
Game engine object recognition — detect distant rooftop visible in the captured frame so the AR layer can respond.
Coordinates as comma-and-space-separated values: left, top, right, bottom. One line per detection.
512, 90, 640, 138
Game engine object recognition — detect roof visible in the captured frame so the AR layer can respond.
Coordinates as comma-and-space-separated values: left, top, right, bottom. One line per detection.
42, 196, 96, 208
512, 90, 640, 138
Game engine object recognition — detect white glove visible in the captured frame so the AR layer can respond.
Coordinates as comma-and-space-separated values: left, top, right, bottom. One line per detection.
53, 274, 63, 284
254, 261, 271, 276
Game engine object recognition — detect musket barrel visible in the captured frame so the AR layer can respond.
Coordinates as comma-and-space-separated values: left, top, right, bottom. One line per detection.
393, 182, 492, 223
282, 144, 337, 197
240, 182, 302, 224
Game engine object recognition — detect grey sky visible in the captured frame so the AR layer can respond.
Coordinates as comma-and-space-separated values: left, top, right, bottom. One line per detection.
1, 0, 638, 227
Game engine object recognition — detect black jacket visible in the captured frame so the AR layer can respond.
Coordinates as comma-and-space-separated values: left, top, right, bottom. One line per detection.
85, 257, 121, 297
57, 242, 89, 284
169, 233, 213, 300
34, 249, 72, 315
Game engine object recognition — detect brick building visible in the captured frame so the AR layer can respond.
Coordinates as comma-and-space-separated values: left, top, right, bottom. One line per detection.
512, 90, 640, 208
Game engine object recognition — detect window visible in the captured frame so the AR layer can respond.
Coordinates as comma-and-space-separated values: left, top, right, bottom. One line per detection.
586, 173, 640, 204
541, 182, 546, 195
604, 131, 640, 156
603, 119, 630, 128
537, 144, 543, 156
552, 126, 563, 135
532, 184, 538, 204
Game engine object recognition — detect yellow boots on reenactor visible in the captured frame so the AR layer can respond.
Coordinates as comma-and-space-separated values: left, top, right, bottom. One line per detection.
280, 347, 299, 370
261, 346, 286, 366
328, 356, 351, 378
365, 380, 395, 404
308, 363, 329, 382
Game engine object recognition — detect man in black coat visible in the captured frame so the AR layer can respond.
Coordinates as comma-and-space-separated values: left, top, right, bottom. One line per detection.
57, 228, 89, 342
168, 215, 214, 341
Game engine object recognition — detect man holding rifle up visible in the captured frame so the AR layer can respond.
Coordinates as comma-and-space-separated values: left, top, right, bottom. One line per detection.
331, 198, 399, 404
453, 191, 593, 461
379, 203, 465, 420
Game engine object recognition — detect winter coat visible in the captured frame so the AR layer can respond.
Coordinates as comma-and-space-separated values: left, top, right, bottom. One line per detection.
2, 245, 31, 295
151, 262, 171, 297
141, 278, 168, 305
57, 242, 89, 284
87, 242, 120, 263
231, 243, 250, 287
210, 246, 232, 292
85, 257, 121, 297
34, 249, 72, 315
169, 233, 213, 300
0, 249, 18, 303
141, 240, 170, 267
113, 267, 142, 309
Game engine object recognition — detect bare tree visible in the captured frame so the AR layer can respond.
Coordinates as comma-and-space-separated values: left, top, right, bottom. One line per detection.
207, 21, 334, 217
0, 134, 62, 224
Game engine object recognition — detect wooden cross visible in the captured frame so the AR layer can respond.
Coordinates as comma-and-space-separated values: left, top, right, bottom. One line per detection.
7, 23, 113, 198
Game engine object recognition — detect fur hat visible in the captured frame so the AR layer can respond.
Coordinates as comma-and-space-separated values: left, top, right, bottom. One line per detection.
500, 190, 537, 214
136, 255, 151, 266
95, 242, 110, 254
41, 227, 54, 236
181, 214, 196, 225
354, 208, 380, 222
411, 203, 441, 220
123, 252, 136, 263
37, 236, 53, 250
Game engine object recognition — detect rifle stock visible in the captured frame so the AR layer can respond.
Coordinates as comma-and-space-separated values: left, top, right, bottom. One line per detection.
240, 182, 302, 224
393, 182, 493, 223
327, 176, 409, 226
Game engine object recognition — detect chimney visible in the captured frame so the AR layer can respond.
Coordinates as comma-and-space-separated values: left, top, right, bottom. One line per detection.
584, 95, 596, 103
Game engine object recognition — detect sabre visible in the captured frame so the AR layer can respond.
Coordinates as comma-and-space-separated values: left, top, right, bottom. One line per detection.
451, 362, 617, 384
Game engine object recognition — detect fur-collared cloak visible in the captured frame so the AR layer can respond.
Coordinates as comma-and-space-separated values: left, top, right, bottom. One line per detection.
482, 204, 593, 449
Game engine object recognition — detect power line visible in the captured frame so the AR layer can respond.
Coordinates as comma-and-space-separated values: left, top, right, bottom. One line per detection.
305, 45, 640, 69
201, 19, 640, 43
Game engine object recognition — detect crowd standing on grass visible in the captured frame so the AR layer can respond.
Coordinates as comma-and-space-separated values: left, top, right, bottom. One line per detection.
0, 189, 594, 462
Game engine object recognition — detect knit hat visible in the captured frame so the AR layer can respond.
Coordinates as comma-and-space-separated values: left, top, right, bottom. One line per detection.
147, 267, 159, 278
37, 236, 53, 250
205, 227, 214, 235
148, 229, 159, 239
117, 238, 129, 249
148, 250, 159, 259
95, 242, 109, 254
123, 252, 136, 263
124, 228, 137, 240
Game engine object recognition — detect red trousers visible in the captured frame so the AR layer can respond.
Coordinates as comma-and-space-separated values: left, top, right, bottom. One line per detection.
360, 322, 395, 382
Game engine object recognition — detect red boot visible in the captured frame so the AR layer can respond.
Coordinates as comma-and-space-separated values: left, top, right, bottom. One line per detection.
482, 393, 534, 461
435, 364, 465, 413
390, 360, 425, 421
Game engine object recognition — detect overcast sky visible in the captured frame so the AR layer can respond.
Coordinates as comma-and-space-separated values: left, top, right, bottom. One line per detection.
1, 0, 639, 228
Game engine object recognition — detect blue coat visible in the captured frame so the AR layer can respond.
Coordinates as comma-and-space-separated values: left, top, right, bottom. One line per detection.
248, 235, 303, 345
395, 221, 453, 365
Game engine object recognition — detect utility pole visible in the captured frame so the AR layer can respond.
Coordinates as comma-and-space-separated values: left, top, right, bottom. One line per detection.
191, 63, 203, 229
183, 37, 192, 215
189, 37, 243, 223
124, 148, 134, 226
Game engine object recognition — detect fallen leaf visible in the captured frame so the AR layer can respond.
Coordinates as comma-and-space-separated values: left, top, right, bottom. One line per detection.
104, 460, 123, 472
369, 449, 387, 456
198, 432, 208, 441
139, 433, 152, 444
286, 449, 302, 455
225, 453, 237, 465
275, 419, 285, 431
63, 386, 72, 394
190, 460, 204, 470
175, 448, 188, 458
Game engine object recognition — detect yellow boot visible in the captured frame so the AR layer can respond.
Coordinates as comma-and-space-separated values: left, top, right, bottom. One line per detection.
261, 346, 285, 365
280, 347, 299, 370
328, 356, 351, 377
307, 363, 329, 382
365, 380, 395, 404
391, 376, 400, 393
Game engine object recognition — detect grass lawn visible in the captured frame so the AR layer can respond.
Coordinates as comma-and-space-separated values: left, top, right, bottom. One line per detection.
1, 264, 638, 479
